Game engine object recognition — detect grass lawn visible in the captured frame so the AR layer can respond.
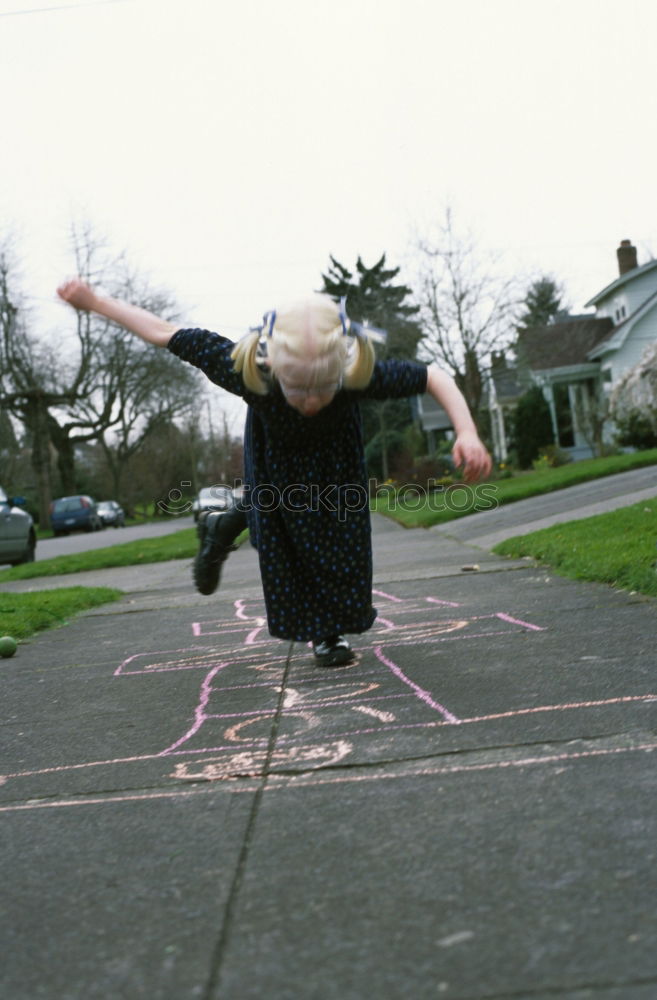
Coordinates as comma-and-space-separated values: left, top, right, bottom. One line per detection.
493, 498, 657, 597
372, 449, 657, 529
0, 587, 124, 643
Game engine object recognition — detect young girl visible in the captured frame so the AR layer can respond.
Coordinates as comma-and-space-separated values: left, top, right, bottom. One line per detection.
57, 279, 491, 666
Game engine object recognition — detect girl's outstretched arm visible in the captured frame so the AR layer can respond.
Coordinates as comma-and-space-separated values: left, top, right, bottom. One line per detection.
426, 364, 492, 482
56, 278, 179, 347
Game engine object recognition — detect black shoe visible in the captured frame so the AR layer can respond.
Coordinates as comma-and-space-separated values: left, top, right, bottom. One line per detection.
193, 512, 235, 596
313, 635, 354, 667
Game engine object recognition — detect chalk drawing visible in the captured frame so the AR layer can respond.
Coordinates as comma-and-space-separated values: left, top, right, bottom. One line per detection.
3, 581, 654, 810
168, 740, 353, 782
1, 741, 656, 813
351, 705, 397, 723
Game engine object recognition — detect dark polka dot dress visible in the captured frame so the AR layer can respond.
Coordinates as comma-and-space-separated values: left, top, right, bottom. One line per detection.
169, 329, 428, 642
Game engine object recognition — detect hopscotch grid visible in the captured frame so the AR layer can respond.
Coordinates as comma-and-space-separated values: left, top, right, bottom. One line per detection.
11, 585, 654, 798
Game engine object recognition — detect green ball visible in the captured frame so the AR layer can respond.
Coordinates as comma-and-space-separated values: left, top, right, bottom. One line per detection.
0, 635, 17, 658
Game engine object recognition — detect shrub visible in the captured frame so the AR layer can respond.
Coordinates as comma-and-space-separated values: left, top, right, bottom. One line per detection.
614, 409, 657, 450
393, 454, 456, 491
513, 386, 554, 468
532, 444, 572, 470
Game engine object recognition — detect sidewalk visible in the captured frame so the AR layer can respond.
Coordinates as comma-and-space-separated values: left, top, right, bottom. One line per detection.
1, 514, 656, 999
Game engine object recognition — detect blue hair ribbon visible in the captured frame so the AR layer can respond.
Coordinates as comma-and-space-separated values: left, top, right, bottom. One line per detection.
338, 296, 349, 336
338, 295, 387, 345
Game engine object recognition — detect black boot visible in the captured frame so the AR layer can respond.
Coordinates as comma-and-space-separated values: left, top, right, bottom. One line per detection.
313, 635, 354, 667
193, 511, 236, 596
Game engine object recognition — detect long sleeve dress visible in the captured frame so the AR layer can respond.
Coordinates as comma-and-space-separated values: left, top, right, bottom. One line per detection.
168, 328, 428, 643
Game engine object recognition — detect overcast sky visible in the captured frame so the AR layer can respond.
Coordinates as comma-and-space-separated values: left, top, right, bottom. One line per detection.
2, 0, 656, 426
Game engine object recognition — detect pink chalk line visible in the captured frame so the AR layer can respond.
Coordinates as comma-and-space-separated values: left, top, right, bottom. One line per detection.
495, 613, 546, 631
114, 647, 224, 676
373, 645, 461, 724
245, 624, 267, 644
266, 741, 657, 792
158, 663, 228, 756
426, 597, 462, 608
234, 598, 262, 621
372, 588, 403, 603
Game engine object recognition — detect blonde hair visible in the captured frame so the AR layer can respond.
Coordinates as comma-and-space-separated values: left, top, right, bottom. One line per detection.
231, 294, 375, 396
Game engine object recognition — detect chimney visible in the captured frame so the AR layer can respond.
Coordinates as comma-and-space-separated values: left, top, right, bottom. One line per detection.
617, 239, 638, 276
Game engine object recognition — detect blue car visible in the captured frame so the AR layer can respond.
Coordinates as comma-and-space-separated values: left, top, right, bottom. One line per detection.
50, 495, 103, 536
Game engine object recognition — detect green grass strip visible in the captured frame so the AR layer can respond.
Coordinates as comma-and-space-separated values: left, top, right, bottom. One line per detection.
493, 499, 657, 597
0, 527, 200, 583
0, 587, 124, 642
0, 527, 251, 584
372, 450, 657, 529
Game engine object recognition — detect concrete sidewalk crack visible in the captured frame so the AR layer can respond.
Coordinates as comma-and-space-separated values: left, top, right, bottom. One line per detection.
201, 640, 295, 1000
450, 972, 657, 999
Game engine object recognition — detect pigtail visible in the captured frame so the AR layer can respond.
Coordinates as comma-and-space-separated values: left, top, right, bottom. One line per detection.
343, 333, 375, 389
230, 329, 269, 395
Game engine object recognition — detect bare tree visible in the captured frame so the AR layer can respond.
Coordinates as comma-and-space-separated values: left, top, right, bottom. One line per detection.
87, 335, 198, 499
0, 227, 199, 523
0, 241, 74, 525
48, 225, 199, 495
414, 208, 518, 425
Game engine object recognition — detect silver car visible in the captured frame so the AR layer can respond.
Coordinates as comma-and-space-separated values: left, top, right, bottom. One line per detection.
0, 487, 36, 566
192, 485, 235, 522
97, 500, 126, 528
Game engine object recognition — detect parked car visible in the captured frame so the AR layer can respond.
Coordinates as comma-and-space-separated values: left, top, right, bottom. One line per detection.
97, 500, 126, 528
192, 485, 235, 523
50, 495, 103, 536
0, 487, 36, 565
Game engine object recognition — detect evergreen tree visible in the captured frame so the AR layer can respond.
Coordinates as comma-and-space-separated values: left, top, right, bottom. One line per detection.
517, 276, 566, 330
321, 254, 422, 358
513, 386, 554, 468
320, 255, 424, 480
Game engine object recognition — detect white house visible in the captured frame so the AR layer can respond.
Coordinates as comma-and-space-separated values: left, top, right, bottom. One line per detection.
585, 240, 657, 382
416, 240, 657, 462
496, 240, 657, 461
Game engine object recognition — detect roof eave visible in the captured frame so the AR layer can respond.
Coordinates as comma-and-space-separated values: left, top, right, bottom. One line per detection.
530, 362, 601, 380
585, 259, 657, 307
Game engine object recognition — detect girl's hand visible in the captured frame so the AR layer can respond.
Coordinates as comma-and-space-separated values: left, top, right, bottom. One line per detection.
452, 430, 492, 483
57, 278, 98, 312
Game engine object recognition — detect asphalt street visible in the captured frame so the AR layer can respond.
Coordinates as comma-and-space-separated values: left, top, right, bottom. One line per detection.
33, 515, 197, 561
1, 477, 656, 999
